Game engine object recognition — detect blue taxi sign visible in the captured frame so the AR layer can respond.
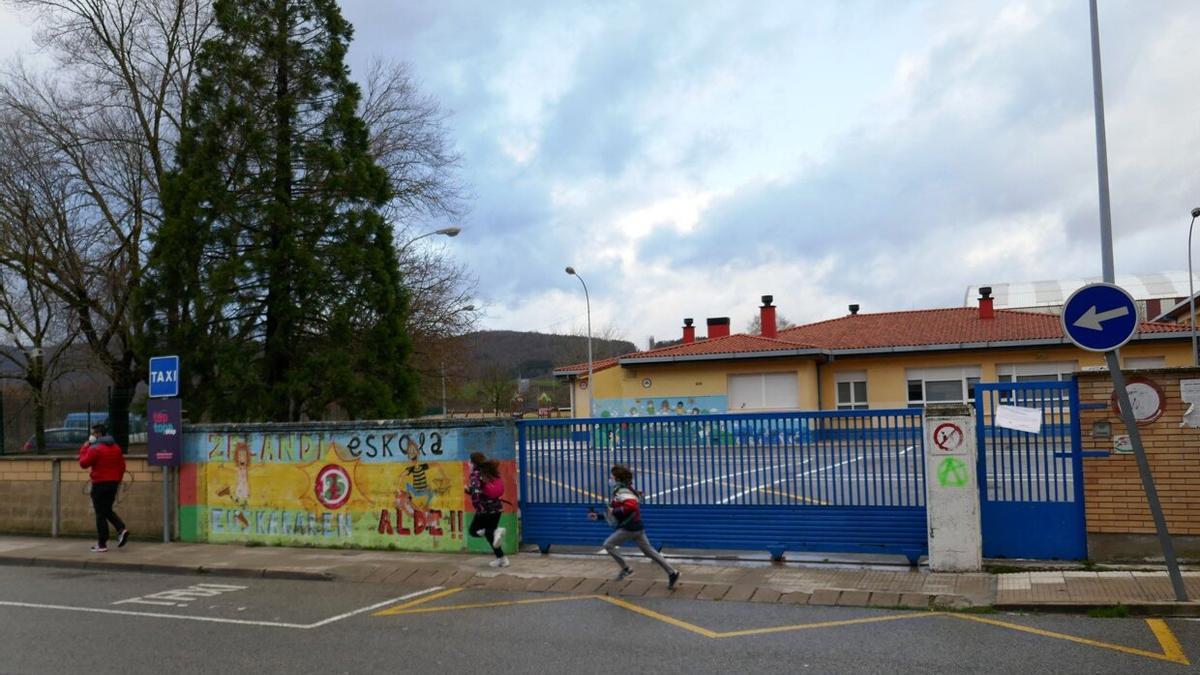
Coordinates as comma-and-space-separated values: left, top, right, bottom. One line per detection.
1061, 283, 1138, 353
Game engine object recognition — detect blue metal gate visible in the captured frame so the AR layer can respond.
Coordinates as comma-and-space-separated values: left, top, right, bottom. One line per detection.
974, 381, 1087, 560
517, 409, 928, 564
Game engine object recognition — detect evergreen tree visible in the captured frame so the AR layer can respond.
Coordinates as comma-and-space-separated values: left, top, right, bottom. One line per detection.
148, 0, 419, 421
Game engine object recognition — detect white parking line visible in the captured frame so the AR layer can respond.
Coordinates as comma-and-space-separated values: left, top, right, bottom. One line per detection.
0, 586, 443, 629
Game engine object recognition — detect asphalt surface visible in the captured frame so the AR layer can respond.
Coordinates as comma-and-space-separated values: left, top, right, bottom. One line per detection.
0, 564, 1193, 674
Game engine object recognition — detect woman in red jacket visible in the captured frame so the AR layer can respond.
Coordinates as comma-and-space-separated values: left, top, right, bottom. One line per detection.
78, 424, 128, 552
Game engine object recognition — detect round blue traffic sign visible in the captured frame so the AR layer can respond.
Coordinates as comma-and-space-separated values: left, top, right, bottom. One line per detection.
1061, 283, 1138, 352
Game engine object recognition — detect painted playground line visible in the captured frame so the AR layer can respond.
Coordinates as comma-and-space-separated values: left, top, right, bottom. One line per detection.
375, 588, 1191, 666
0, 586, 444, 630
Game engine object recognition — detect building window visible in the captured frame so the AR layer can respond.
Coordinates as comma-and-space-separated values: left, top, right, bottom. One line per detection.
996, 361, 1077, 383
906, 366, 982, 407
728, 372, 799, 411
1124, 356, 1165, 370
835, 371, 868, 410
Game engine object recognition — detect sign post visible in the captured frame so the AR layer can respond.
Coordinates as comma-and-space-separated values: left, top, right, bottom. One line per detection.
148, 355, 181, 544
1062, 284, 1188, 600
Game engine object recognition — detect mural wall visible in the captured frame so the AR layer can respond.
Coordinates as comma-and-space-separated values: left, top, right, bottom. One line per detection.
592, 395, 728, 419
178, 422, 517, 554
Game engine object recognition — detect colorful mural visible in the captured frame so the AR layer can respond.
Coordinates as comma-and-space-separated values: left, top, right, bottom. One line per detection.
592, 395, 727, 419
178, 423, 517, 554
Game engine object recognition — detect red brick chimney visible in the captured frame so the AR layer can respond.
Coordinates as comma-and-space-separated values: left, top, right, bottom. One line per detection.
979, 286, 995, 320
760, 295, 777, 338
682, 318, 695, 344
706, 317, 730, 339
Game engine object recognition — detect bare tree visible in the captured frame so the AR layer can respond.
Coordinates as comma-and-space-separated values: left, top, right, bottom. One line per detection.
746, 313, 796, 334
360, 59, 476, 408
476, 365, 516, 416
0, 113, 81, 448
0, 0, 214, 445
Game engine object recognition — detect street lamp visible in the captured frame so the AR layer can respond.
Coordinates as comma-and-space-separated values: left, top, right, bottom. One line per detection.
400, 226, 462, 255
1188, 207, 1200, 366
441, 304, 475, 417
565, 266, 593, 417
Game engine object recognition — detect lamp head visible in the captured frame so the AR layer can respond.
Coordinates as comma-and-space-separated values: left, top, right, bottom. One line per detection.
1191, 207, 1200, 219
565, 266, 576, 275
435, 227, 461, 237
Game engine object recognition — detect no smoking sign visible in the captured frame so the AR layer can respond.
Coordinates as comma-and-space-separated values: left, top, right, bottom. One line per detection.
930, 422, 968, 456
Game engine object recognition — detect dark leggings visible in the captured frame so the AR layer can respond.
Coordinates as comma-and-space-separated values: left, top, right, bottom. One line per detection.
468, 512, 504, 558
90, 481, 126, 547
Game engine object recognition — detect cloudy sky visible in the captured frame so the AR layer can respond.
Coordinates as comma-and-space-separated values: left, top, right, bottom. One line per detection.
2, 1, 1197, 347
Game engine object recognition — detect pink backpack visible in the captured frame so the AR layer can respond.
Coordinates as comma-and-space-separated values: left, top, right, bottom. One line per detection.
482, 477, 504, 500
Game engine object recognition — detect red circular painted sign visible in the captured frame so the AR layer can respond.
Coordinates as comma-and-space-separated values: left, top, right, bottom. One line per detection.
1110, 376, 1166, 426
933, 422, 965, 452
315, 464, 352, 510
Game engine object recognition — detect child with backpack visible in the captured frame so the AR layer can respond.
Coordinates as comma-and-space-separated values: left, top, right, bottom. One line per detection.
591, 464, 679, 588
466, 452, 509, 567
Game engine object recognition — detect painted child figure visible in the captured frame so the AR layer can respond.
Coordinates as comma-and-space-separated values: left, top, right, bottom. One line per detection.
591, 465, 679, 588
465, 452, 509, 567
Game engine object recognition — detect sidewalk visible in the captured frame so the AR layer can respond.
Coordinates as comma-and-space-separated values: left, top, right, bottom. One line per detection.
0, 535, 1197, 615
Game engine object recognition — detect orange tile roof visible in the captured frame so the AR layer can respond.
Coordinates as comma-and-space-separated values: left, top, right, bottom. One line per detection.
775, 307, 1191, 350
553, 307, 1191, 375
621, 333, 818, 360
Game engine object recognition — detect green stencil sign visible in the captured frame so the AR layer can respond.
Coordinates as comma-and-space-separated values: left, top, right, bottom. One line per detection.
936, 457, 970, 488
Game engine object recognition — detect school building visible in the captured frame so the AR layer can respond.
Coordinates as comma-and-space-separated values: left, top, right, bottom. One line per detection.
554, 291, 1195, 418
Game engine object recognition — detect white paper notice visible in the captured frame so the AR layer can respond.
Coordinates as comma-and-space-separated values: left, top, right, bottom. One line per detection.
995, 405, 1043, 434
1180, 379, 1200, 406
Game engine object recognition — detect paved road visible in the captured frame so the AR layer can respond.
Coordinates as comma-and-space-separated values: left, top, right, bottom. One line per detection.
0, 565, 1192, 674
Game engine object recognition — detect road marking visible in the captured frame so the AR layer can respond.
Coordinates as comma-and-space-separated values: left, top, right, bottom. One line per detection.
527, 473, 604, 500
114, 583, 247, 608
950, 614, 1190, 665
0, 586, 443, 630
378, 591, 1192, 664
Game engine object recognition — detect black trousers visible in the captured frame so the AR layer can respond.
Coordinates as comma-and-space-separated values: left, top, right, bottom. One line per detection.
90, 481, 126, 547
468, 512, 504, 558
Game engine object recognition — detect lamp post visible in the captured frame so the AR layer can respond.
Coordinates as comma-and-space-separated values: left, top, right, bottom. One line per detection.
565, 266, 593, 417
1186, 208, 1200, 365
400, 226, 461, 256
441, 304, 475, 417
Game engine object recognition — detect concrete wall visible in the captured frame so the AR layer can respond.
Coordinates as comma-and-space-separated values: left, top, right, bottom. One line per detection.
0, 448, 167, 539
1079, 367, 1200, 559
179, 420, 517, 554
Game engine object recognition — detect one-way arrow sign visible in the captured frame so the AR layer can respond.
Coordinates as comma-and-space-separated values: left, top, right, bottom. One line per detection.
1072, 305, 1130, 331
1061, 283, 1138, 352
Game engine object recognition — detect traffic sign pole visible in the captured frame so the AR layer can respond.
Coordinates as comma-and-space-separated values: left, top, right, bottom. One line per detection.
1106, 353, 1187, 600
1088, 2, 1186, 601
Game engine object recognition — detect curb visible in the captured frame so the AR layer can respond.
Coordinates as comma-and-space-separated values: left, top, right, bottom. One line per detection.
994, 602, 1200, 617
0, 556, 331, 582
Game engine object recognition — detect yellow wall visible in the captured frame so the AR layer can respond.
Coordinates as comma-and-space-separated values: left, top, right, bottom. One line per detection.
576, 357, 818, 415
570, 338, 1192, 415
820, 340, 1193, 410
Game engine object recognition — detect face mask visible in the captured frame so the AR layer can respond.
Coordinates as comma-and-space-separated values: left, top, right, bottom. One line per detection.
88, 435, 97, 444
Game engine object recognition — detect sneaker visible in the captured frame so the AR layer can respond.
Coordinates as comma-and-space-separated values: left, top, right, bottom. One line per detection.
668, 570, 680, 589
117, 529, 129, 548
617, 567, 635, 581
90, 545, 107, 553
489, 556, 511, 568
492, 527, 506, 549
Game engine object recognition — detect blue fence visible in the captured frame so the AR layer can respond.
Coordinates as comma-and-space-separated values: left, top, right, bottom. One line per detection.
974, 380, 1086, 560
518, 409, 928, 563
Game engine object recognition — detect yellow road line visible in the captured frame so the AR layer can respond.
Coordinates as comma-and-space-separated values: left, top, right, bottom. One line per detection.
373, 587, 463, 616
527, 473, 604, 500
597, 595, 721, 638
382, 594, 595, 616
1147, 619, 1190, 665
713, 611, 942, 638
949, 614, 1190, 665
374, 589, 1191, 667
760, 486, 827, 505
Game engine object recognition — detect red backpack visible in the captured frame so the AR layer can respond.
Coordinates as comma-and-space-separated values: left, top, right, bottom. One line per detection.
482, 477, 504, 500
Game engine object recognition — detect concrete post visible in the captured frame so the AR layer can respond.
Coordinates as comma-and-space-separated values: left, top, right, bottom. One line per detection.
923, 404, 982, 572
